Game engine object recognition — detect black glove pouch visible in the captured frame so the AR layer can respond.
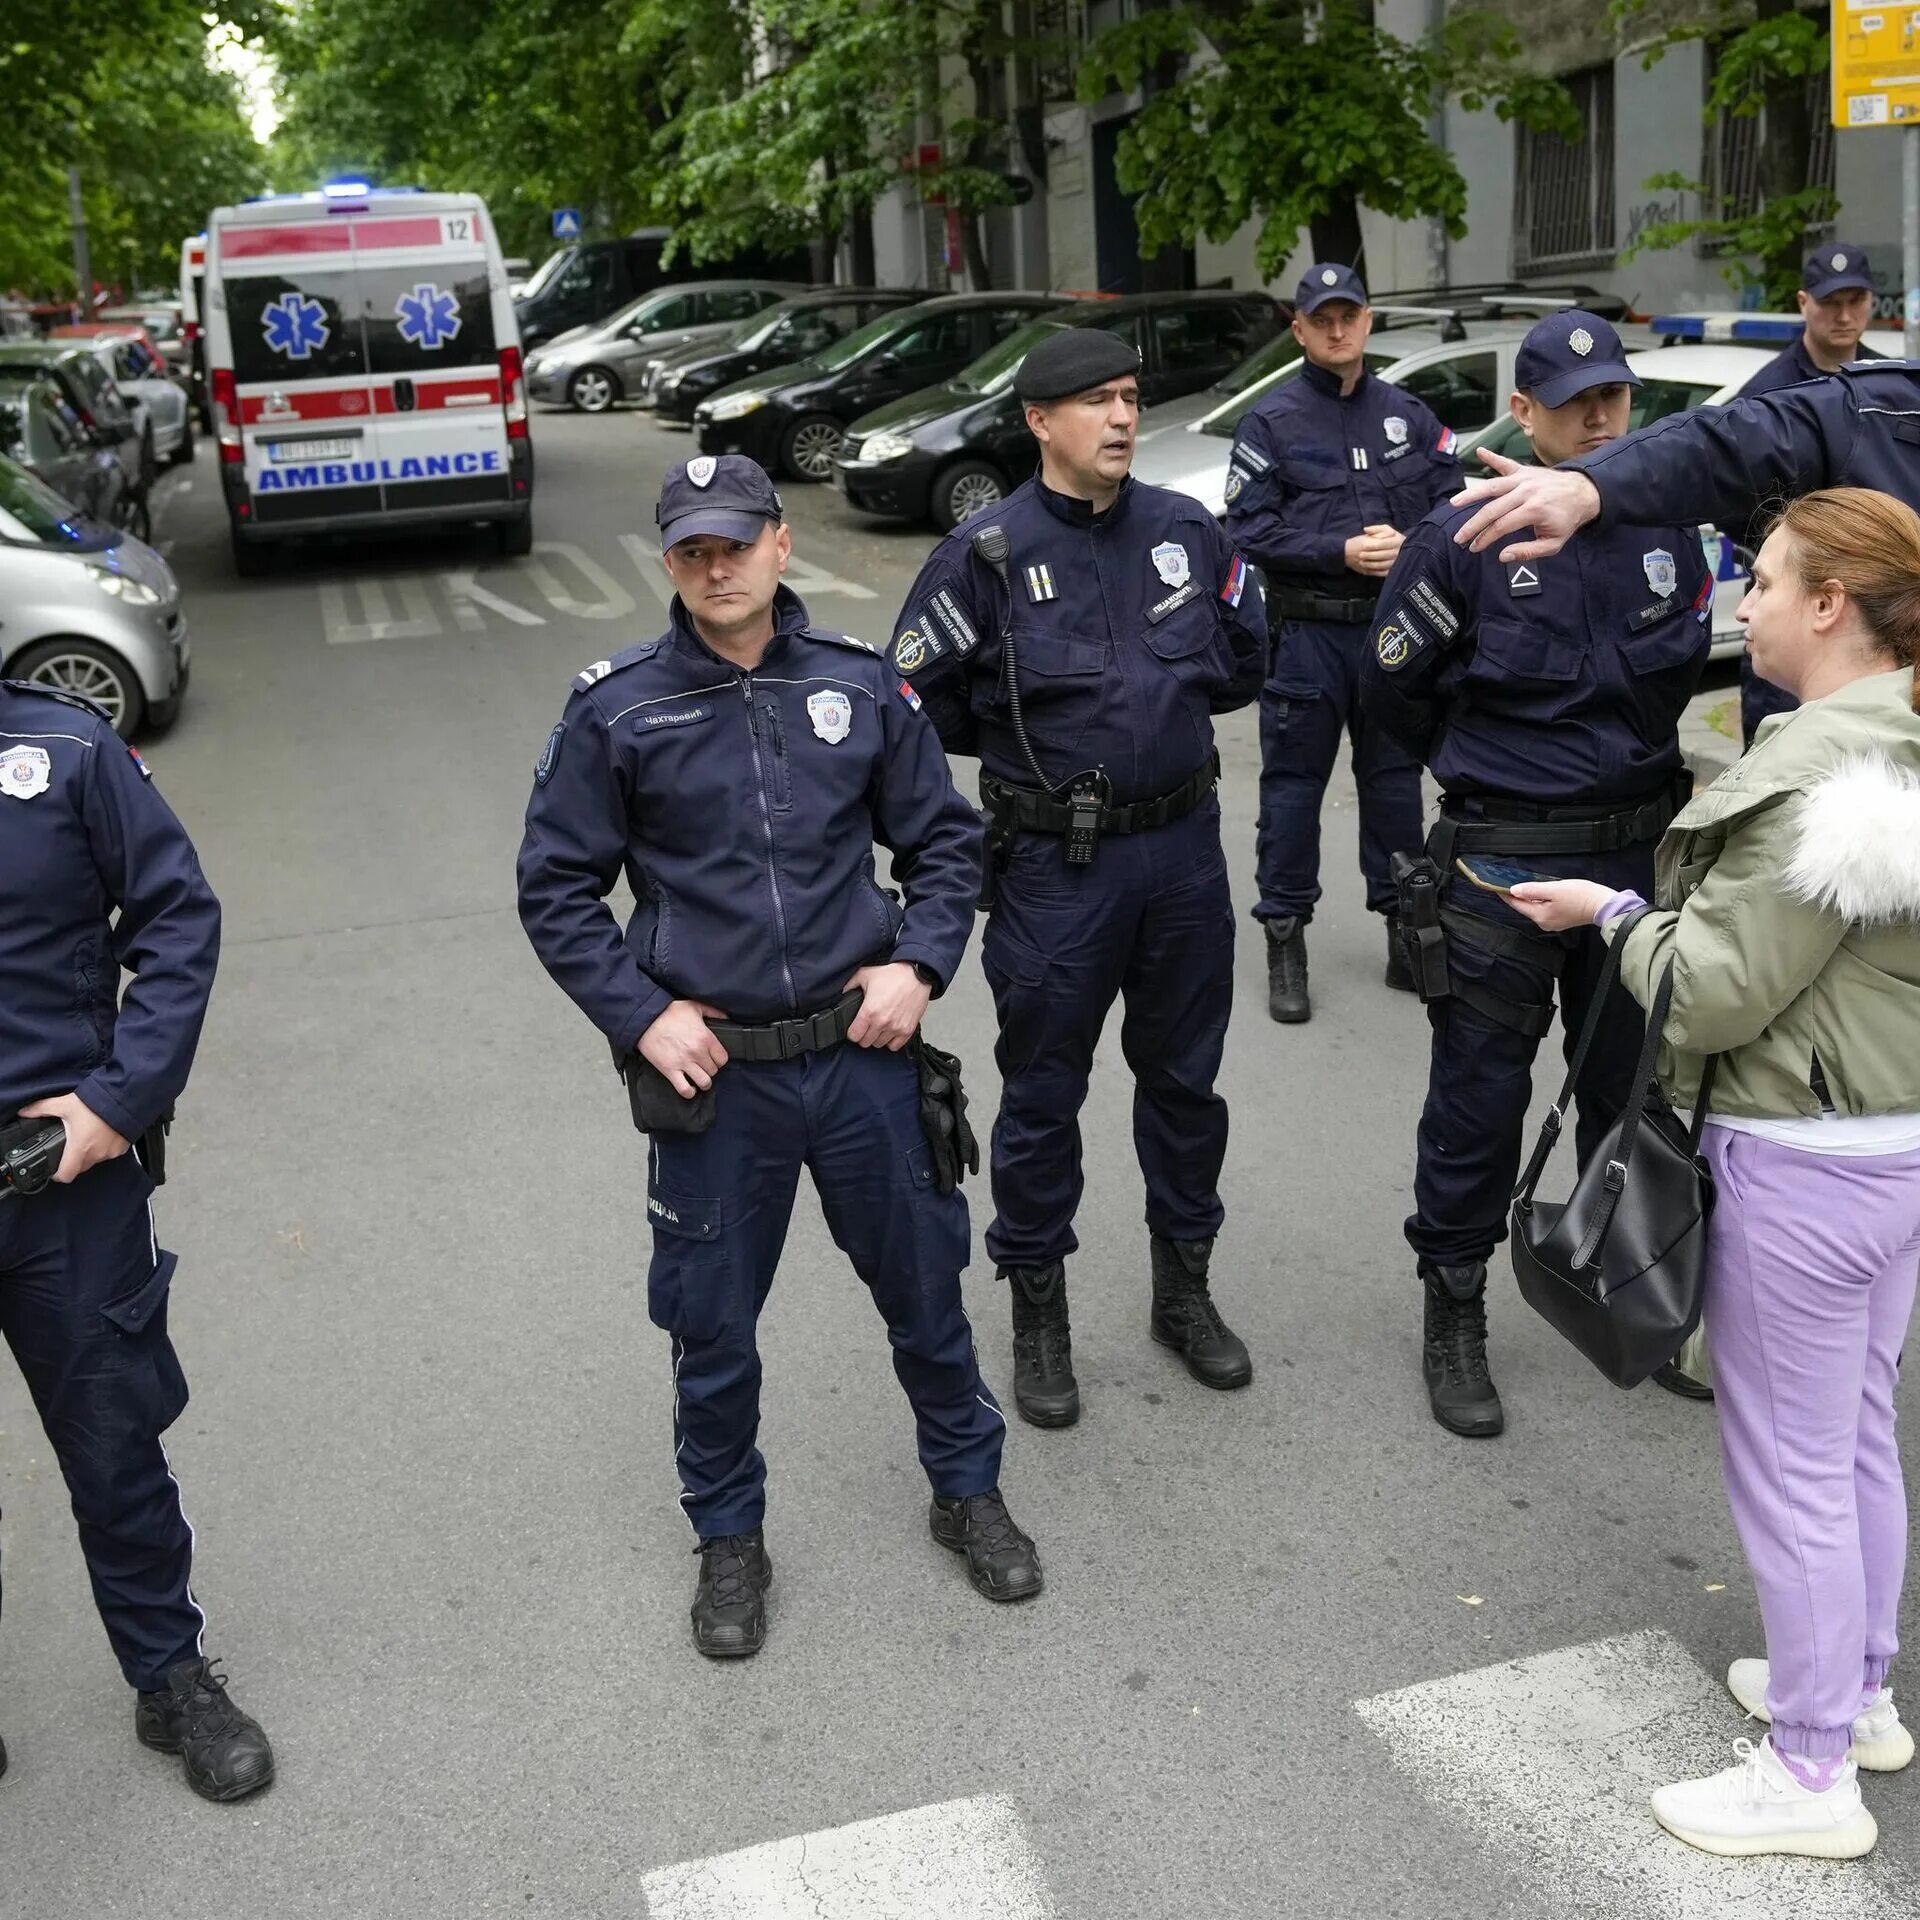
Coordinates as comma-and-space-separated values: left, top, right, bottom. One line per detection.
617, 1051, 717, 1136
910, 1035, 979, 1195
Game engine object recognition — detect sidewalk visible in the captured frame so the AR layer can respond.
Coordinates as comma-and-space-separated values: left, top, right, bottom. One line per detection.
1680, 681, 1741, 791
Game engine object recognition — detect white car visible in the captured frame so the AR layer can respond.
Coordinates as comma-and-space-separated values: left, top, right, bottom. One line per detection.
91, 332, 194, 467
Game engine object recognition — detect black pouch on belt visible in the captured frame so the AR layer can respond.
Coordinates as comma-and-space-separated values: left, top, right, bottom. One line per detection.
1390, 850, 1451, 1002
136, 1106, 173, 1186
909, 1034, 979, 1194
612, 1046, 717, 1136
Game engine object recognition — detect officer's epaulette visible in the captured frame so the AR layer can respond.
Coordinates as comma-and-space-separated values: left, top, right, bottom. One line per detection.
572, 639, 664, 691
804, 627, 877, 655
0, 678, 110, 722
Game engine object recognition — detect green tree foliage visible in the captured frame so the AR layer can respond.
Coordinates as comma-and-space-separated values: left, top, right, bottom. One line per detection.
1613, 0, 1834, 307
1074, 0, 1579, 278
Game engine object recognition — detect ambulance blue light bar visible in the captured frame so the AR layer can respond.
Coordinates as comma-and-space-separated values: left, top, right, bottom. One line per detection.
1652, 313, 1803, 345
322, 179, 373, 198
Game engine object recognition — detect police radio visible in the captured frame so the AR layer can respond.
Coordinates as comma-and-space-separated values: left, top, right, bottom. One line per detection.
0, 1117, 66, 1199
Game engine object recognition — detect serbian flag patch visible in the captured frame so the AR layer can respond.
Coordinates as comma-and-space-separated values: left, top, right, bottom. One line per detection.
897, 679, 922, 712
1220, 554, 1248, 609
1436, 426, 1458, 455
1692, 571, 1713, 621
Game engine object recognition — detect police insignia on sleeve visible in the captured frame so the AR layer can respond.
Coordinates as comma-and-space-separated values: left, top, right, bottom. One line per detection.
1506, 562, 1541, 598
0, 743, 52, 799
807, 689, 853, 743
1642, 548, 1677, 598
534, 723, 564, 785
1375, 624, 1413, 669
893, 627, 932, 673
127, 745, 152, 781
688, 456, 717, 488
1151, 542, 1190, 588
1383, 415, 1408, 446
1224, 466, 1247, 504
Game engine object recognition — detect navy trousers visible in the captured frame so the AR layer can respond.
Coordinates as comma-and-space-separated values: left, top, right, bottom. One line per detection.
0, 1154, 204, 1690
1405, 845, 1656, 1271
643, 1041, 1004, 1538
980, 800, 1235, 1270
1255, 617, 1425, 924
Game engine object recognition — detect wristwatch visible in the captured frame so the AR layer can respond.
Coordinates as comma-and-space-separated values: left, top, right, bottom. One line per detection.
909, 962, 941, 992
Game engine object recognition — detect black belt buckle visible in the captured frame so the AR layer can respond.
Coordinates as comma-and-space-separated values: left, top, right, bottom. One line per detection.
1065, 776, 1107, 866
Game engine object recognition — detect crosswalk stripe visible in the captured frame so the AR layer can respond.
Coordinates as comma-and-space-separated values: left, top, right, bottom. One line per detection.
1355, 1630, 1909, 1918
640, 1793, 1056, 1919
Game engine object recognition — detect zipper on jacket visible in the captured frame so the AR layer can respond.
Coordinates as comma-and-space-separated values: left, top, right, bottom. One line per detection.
743, 675, 800, 1012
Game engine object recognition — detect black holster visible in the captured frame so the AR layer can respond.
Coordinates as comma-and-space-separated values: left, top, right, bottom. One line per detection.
136, 1108, 172, 1186
1390, 851, 1451, 1002
612, 1046, 717, 1136
910, 1035, 978, 1195
978, 804, 1015, 911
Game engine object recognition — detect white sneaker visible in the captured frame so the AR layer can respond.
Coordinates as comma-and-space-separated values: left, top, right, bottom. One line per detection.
1727, 1658, 1915, 1772
1651, 1737, 1877, 1858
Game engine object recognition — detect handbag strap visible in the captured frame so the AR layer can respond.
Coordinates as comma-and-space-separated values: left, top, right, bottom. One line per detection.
1569, 959, 1676, 1269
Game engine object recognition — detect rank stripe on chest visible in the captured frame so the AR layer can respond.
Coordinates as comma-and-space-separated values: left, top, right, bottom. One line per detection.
1025, 563, 1056, 603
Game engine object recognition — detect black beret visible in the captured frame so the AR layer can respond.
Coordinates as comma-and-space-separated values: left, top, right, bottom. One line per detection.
1015, 326, 1143, 403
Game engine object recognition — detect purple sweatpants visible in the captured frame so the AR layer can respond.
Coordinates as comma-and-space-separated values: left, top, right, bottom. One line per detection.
1702, 1126, 1920, 1759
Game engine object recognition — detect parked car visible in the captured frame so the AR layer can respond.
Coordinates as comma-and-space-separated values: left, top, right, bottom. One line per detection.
524, 280, 807, 412
97, 302, 190, 378
694, 292, 1074, 481
650, 289, 928, 425
89, 333, 193, 466
0, 339, 151, 494
0, 372, 138, 530
513, 232, 808, 347
0, 451, 189, 736
831, 288, 1283, 529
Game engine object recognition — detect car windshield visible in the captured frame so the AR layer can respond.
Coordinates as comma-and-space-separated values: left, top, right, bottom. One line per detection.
810, 309, 918, 373
1464, 377, 1714, 464
1212, 330, 1302, 396
519, 248, 571, 301
736, 302, 821, 351
598, 289, 681, 336
952, 318, 1071, 396
0, 450, 112, 549
1200, 347, 1399, 437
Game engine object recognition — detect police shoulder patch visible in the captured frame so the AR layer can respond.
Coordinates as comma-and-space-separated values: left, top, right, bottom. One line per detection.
534, 723, 564, 785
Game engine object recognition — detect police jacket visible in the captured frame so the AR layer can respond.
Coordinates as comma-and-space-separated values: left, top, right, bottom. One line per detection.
0, 683, 220, 1136
1737, 335, 1882, 400
1224, 363, 1460, 598
1571, 362, 1920, 531
517, 586, 982, 1041
889, 472, 1265, 806
1360, 503, 1712, 806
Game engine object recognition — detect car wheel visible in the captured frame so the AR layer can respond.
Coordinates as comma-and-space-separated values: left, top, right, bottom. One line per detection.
12, 638, 146, 737
170, 413, 195, 466
568, 366, 619, 413
231, 524, 270, 578
781, 414, 844, 483
496, 510, 535, 557
931, 459, 1006, 532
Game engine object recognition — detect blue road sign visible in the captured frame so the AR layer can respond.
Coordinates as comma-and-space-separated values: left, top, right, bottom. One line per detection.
551, 208, 583, 240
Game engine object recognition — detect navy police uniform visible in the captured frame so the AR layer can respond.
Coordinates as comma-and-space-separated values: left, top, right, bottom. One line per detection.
0, 684, 273, 1788
1734, 244, 1884, 739
890, 326, 1265, 1427
1226, 263, 1458, 1010
516, 459, 1011, 1613
1361, 313, 1712, 1437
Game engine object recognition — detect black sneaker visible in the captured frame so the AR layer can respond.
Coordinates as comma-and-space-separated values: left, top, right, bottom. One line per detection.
135, 1657, 274, 1803
691, 1530, 772, 1659
929, 1490, 1044, 1602
1420, 1262, 1505, 1437
1264, 918, 1310, 1023
1004, 1262, 1080, 1428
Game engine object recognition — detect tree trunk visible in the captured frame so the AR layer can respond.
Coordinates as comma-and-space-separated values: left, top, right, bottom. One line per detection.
1309, 196, 1365, 272
1754, 0, 1813, 294
849, 205, 876, 286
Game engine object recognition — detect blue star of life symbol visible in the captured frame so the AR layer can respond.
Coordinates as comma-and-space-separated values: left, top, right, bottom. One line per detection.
395, 283, 462, 351
261, 292, 330, 361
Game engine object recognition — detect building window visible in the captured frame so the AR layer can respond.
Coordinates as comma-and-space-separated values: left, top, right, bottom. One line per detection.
1514, 64, 1617, 271
1699, 40, 1835, 253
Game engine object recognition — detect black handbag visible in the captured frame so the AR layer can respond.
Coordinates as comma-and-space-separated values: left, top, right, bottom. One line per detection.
1509, 910, 1718, 1389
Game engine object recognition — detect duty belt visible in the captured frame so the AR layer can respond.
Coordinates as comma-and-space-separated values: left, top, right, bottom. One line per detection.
707, 989, 863, 1063
980, 750, 1221, 840
1275, 589, 1378, 624
1435, 777, 1689, 857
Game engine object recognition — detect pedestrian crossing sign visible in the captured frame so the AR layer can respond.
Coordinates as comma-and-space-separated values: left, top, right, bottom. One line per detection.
551, 207, 583, 239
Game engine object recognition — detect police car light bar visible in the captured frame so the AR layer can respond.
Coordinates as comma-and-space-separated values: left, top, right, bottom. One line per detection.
1652, 313, 1805, 345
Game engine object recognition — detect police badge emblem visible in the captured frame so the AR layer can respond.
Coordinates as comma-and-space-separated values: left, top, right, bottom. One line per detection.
1832, 250, 1849, 273
807, 689, 853, 743
1569, 327, 1594, 357
688, 456, 717, 488
1151, 542, 1190, 589
1224, 468, 1245, 504
0, 743, 52, 799
1375, 625, 1411, 670
1383, 416, 1408, 446
1643, 548, 1677, 598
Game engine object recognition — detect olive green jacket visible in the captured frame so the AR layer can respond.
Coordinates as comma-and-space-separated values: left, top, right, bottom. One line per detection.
1603, 667, 1920, 1117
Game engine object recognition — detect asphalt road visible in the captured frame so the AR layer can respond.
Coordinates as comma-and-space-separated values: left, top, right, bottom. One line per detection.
2, 407, 1906, 1920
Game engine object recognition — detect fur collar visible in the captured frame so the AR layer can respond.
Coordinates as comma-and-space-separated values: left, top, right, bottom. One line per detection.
1785, 752, 1920, 924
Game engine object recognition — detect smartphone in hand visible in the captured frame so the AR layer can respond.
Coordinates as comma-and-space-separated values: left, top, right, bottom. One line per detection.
1454, 856, 1555, 898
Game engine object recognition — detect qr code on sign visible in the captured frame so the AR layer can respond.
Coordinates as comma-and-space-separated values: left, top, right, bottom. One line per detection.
1849, 93, 1890, 125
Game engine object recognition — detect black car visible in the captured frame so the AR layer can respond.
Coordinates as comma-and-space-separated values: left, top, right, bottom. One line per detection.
830, 289, 1282, 529
692, 292, 1074, 482
650, 289, 926, 425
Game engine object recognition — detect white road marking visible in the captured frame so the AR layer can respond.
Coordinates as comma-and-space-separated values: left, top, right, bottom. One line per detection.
1355, 1630, 1909, 1918
620, 532, 676, 609
321, 579, 441, 644
786, 552, 877, 601
639, 1794, 1056, 1920
441, 571, 546, 629
524, 540, 637, 620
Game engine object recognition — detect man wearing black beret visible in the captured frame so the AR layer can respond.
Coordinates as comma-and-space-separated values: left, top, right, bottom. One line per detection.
888, 324, 1267, 1429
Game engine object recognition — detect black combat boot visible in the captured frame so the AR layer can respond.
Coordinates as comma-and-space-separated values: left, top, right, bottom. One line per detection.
690, 1529, 772, 1659
1005, 1262, 1080, 1428
134, 1657, 275, 1802
1420, 1261, 1505, 1437
1383, 914, 1417, 993
1265, 917, 1310, 1023
1149, 1235, 1254, 1389
930, 1489, 1044, 1602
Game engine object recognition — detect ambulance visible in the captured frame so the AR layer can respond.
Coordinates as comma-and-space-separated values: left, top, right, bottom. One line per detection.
203, 183, 533, 576
178, 232, 209, 428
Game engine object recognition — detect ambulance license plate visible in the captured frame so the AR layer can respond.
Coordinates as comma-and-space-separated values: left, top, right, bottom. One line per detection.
268, 438, 355, 462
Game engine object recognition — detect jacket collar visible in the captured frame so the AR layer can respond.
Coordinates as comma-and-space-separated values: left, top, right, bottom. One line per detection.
1301, 359, 1366, 401
668, 582, 812, 669
1033, 470, 1134, 530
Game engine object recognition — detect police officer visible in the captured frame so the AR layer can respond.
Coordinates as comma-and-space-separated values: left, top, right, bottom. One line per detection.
1225, 263, 1460, 1022
517, 455, 1039, 1659
1360, 313, 1713, 1437
0, 682, 273, 1799
1733, 244, 1884, 744
890, 328, 1265, 1430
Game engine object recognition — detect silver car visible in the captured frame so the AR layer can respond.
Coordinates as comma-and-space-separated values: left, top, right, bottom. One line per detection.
523, 280, 804, 413
91, 332, 194, 466
0, 453, 189, 736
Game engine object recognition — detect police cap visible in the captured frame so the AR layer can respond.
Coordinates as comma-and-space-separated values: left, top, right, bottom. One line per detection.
1295, 262, 1367, 315
1802, 242, 1873, 300
656, 453, 784, 550
1015, 327, 1143, 403
1515, 310, 1640, 408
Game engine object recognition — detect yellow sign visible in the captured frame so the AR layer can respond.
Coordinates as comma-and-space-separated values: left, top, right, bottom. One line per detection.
1833, 1, 1920, 128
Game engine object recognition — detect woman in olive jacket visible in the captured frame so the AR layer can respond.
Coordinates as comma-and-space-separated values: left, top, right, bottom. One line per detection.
1511, 487, 1920, 1862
